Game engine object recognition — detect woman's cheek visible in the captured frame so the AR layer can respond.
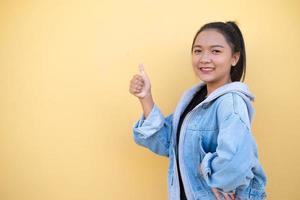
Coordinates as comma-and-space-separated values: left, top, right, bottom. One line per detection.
192, 56, 200, 66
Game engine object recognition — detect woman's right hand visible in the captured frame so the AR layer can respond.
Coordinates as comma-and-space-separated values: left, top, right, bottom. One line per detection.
129, 64, 151, 99
212, 188, 235, 200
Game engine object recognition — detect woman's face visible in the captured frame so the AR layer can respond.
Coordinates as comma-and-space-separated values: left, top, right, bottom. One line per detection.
191, 29, 240, 85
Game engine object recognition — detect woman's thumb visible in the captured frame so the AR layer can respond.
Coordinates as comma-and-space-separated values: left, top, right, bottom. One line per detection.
139, 63, 146, 75
139, 63, 150, 87
139, 63, 150, 79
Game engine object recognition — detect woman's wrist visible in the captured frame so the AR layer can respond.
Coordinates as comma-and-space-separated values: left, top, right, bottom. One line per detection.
139, 93, 154, 118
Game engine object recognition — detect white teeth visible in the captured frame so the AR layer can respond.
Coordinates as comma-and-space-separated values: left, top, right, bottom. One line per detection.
200, 68, 213, 71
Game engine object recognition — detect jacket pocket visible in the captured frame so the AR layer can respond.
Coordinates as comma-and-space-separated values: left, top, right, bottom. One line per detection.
168, 170, 174, 186
194, 190, 209, 200
249, 188, 267, 200
167, 169, 176, 200
187, 130, 204, 176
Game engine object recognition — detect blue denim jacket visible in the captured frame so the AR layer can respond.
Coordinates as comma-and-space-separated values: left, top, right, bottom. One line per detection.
132, 82, 267, 200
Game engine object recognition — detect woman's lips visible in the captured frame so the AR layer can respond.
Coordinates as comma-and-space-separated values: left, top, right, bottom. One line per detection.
199, 67, 214, 73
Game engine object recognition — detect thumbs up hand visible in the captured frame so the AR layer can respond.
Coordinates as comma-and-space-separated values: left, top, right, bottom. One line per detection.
129, 64, 152, 99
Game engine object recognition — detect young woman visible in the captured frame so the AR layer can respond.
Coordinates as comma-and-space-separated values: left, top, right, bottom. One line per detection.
129, 21, 267, 200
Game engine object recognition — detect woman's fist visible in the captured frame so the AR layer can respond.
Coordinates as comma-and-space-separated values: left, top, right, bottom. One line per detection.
129, 64, 151, 99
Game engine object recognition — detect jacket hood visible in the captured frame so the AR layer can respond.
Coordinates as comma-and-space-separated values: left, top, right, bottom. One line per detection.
197, 81, 254, 102
178, 81, 255, 122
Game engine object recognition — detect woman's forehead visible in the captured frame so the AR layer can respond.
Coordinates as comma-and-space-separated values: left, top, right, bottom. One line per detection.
194, 29, 229, 47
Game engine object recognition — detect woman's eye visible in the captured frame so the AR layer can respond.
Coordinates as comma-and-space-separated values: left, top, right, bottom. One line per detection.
212, 50, 221, 54
193, 49, 201, 54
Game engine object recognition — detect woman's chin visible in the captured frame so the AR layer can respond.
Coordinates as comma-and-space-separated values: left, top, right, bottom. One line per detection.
196, 75, 215, 83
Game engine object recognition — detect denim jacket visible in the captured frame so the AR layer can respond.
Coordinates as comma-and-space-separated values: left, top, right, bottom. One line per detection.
132, 82, 267, 200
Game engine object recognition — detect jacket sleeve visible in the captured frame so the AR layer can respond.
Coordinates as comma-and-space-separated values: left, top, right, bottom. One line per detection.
132, 104, 173, 157
200, 94, 257, 193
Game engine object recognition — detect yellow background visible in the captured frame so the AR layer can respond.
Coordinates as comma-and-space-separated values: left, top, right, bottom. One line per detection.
1, 0, 299, 199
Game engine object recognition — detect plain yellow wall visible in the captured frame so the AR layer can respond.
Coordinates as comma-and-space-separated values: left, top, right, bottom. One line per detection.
1, 0, 300, 199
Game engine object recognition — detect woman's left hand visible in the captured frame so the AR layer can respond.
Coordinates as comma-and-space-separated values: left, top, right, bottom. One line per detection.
211, 188, 235, 200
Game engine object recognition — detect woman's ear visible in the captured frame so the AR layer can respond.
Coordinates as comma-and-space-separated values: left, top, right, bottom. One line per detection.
231, 52, 240, 66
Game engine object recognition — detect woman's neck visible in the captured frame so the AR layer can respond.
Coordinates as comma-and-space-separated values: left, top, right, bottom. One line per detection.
205, 79, 232, 97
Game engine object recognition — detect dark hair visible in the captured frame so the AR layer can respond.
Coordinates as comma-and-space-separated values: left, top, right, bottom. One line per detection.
191, 21, 246, 82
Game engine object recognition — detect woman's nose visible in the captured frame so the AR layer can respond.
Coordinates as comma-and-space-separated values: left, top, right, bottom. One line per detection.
200, 52, 211, 63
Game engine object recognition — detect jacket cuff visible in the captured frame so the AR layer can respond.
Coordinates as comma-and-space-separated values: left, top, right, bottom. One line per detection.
133, 104, 165, 138
200, 152, 236, 194
200, 152, 216, 180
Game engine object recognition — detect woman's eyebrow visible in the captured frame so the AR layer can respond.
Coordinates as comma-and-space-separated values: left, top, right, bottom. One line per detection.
193, 45, 224, 48
211, 45, 224, 48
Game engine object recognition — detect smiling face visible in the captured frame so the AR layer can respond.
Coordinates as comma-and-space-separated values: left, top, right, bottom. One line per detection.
192, 29, 240, 87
